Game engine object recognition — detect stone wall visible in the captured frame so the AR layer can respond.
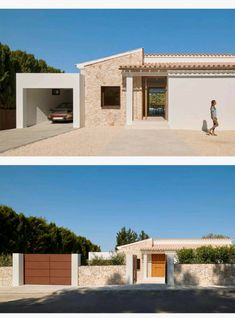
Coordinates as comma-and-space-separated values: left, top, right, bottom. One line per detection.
81, 49, 143, 127
118, 239, 153, 283
0, 267, 12, 287
174, 264, 235, 286
78, 265, 126, 287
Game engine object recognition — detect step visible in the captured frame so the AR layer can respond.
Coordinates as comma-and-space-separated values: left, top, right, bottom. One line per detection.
127, 120, 170, 130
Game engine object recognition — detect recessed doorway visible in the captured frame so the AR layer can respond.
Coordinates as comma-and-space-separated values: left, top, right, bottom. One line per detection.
143, 77, 167, 120
148, 87, 166, 117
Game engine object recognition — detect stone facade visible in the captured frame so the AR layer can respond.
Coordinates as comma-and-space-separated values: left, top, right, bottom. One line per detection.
0, 267, 12, 287
174, 264, 235, 286
81, 49, 143, 127
117, 239, 153, 283
78, 265, 126, 287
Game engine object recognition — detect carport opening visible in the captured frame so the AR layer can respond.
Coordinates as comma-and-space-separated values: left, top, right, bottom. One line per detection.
23, 88, 73, 127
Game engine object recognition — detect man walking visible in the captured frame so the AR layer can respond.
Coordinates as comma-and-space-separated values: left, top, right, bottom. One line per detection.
208, 100, 219, 136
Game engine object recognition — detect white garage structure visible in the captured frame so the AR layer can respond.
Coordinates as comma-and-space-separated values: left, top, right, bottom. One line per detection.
16, 73, 83, 129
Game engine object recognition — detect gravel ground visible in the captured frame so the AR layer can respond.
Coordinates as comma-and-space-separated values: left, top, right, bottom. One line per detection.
2, 126, 235, 156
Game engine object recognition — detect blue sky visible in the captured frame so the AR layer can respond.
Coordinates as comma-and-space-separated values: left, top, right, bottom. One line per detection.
1, 10, 235, 72
0, 166, 234, 250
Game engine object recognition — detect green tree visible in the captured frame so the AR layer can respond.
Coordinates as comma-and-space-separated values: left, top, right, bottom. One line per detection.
115, 227, 150, 249
202, 233, 230, 239
138, 230, 149, 241
0, 205, 100, 261
177, 248, 195, 264
116, 227, 138, 249
0, 42, 62, 110
177, 245, 235, 264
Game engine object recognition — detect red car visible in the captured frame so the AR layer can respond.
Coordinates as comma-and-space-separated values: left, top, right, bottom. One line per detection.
48, 102, 73, 123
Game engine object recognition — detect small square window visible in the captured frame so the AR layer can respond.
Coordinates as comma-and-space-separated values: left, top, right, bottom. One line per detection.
52, 89, 60, 96
101, 86, 120, 108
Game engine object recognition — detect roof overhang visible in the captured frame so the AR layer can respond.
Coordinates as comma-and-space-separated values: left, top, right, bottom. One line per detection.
76, 48, 143, 69
119, 62, 235, 72
116, 238, 153, 250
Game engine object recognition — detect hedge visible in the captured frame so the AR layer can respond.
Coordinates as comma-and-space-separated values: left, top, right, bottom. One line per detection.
177, 245, 235, 264
89, 253, 126, 266
0, 254, 12, 266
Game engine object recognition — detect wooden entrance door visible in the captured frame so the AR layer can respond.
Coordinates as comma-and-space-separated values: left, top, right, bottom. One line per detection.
24, 254, 71, 285
151, 254, 166, 277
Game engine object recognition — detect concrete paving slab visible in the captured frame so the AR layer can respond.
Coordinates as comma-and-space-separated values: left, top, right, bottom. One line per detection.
99, 128, 196, 156
0, 121, 73, 153
2, 125, 235, 156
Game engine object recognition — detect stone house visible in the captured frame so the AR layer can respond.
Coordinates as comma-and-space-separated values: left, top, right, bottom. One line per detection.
116, 237, 232, 285
16, 48, 235, 130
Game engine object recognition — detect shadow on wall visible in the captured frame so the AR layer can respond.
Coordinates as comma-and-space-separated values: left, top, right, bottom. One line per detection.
202, 120, 208, 132
213, 264, 235, 286
174, 265, 199, 286
106, 272, 125, 285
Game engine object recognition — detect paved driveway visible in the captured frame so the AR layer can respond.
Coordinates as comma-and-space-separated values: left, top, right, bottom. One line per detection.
0, 121, 73, 153
0, 286, 234, 313
2, 125, 235, 156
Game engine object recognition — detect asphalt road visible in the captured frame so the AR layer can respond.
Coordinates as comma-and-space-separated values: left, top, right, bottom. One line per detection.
0, 287, 234, 313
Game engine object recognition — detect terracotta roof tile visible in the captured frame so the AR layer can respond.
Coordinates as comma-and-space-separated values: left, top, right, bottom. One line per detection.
119, 62, 235, 71
145, 53, 235, 57
141, 243, 230, 251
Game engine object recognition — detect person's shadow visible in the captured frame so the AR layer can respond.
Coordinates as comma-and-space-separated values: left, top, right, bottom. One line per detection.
202, 120, 208, 133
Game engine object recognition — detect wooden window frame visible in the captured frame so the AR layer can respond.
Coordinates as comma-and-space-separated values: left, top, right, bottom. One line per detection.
101, 86, 120, 109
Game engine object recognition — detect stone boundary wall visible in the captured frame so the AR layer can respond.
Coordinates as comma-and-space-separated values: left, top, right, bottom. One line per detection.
78, 265, 126, 287
174, 264, 235, 286
0, 267, 12, 287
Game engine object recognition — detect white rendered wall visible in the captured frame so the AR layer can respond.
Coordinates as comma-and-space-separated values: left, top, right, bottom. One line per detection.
126, 255, 134, 284
25, 89, 72, 126
144, 55, 235, 64
126, 76, 133, 125
88, 252, 116, 261
168, 75, 235, 130
16, 73, 81, 129
166, 253, 175, 287
71, 254, 81, 286
12, 253, 24, 286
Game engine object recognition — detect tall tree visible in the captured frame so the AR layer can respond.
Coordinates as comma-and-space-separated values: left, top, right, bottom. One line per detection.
0, 42, 62, 110
138, 230, 149, 241
202, 233, 230, 239
0, 205, 100, 260
116, 227, 150, 249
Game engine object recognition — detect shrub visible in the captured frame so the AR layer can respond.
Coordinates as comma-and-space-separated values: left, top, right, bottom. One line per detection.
177, 245, 235, 264
109, 253, 126, 265
177, 248, 195, 264
0, 254, 12, 266
89, 253, 126, 266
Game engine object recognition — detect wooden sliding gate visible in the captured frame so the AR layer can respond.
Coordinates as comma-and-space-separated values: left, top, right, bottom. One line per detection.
24, 254, 71, 285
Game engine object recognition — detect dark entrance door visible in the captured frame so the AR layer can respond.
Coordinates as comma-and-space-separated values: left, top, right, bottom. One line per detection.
147, 87, 166, 117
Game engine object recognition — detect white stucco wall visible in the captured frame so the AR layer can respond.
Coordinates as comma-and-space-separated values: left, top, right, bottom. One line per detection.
25, 89, 72, 126
144, 55, 235, 64
168, 75, 235, 130
16, 73, 82, 129
88, 252, 116, 261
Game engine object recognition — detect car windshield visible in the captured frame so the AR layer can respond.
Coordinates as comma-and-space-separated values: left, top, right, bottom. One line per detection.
56, 103, 73, 109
